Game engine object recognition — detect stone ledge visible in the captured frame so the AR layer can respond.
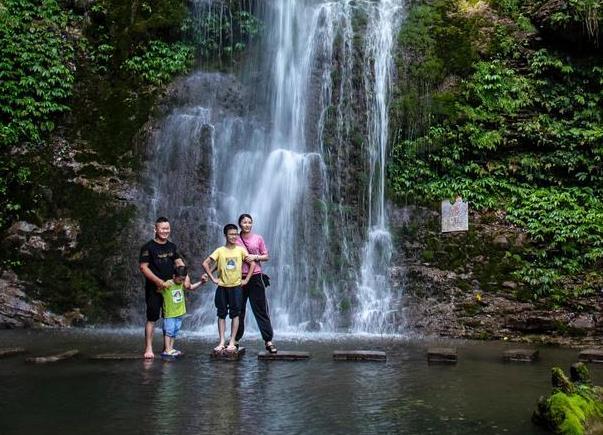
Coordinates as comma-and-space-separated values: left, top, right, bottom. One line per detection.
211, 347, 246, 360
503, 349, 539, 362
0, 347, 27, 358
26, 350, 79, 364
333, 350, 386, 361
89, 353, 145, 360
258, 351, 310, 361
579, 349, 603, 363
427, 348, 457, 364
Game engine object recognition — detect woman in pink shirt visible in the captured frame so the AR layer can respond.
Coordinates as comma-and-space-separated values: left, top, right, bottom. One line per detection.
235, 213, 277, 353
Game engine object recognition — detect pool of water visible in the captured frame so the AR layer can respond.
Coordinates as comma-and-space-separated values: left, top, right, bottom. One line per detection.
0, 329, 600, 434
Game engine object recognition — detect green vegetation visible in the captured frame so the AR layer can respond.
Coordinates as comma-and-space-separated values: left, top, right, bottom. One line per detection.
122, 40, 193, 86
389, 0, 603, 302
0, 0, 263, 319
0, 0, 75, 228
186, 1, 262, 60
533, 365, 603, 434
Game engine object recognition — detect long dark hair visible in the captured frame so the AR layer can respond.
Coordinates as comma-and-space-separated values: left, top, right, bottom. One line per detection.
238, 213, 253, 226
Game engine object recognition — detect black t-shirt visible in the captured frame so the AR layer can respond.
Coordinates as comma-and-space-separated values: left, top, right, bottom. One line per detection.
139, 240, 182, 290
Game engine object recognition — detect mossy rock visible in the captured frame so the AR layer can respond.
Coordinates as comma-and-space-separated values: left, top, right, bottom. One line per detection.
533, 365, 603, 434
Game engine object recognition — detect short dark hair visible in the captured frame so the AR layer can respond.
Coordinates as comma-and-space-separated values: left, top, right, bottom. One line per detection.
155, 216, 169, 225
223, 223, 238, 235
238, 213, 253, 226
174, 266, 187, 278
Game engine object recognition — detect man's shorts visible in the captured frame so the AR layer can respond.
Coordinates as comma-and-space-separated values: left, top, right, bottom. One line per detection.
145, 286, 163, 322
163, 316, 183, 338
214, 286, 243, 319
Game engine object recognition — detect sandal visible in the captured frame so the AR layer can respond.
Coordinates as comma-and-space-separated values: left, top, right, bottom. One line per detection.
265, 343, 277, 354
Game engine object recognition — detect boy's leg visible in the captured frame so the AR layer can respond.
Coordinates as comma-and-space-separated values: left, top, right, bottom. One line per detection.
217, 318, 226, 348
171, 317, 182, 353
226, 287, 243, 350
215, 286, 228, 350
163, 318, 177, 353
234, 283, 250, 342
144, 287, 163, 358
163, 333, 171, 353
229, 317, 240, 349
247, 275, 274, 343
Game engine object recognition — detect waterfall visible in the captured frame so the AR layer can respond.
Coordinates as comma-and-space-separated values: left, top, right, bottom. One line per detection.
352, 0, 405, 333
136, 0, 405, 335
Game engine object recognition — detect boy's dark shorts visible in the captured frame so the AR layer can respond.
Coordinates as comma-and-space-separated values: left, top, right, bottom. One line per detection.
145, 286, 163, 322
214, 286, 243, 319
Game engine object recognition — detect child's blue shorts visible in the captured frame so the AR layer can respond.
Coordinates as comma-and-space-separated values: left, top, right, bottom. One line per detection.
163, 316, 183, 338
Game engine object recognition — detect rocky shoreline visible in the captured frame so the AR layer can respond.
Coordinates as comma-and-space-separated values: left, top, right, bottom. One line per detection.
0, 270, 84, 328
392, 205, 603, 347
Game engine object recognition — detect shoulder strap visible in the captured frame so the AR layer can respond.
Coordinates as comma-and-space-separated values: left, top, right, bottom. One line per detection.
239, 234, 256, 259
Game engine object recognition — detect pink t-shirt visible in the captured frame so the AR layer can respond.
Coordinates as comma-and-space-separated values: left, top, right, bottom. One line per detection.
236, 233, 268, 276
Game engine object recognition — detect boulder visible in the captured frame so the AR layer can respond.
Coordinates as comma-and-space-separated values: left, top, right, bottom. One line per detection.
533, 365, 603, 434
492, 234, 509, 248
0, 271, 70, 328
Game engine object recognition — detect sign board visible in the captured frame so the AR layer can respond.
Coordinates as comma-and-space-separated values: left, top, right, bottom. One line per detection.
441, 197, 468, 233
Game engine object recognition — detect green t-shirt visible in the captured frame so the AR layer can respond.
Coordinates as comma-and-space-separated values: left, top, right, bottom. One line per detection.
160, 280, 186, 318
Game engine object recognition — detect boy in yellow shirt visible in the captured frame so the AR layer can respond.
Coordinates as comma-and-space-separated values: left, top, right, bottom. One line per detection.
202, 224, 255, 352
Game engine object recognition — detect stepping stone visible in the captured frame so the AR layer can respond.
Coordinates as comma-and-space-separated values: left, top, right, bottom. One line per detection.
0, 347, 27, 358
211, 347, 246, 360
258, 351, 310, 361
90, 353, 146, 360
26, 350, 79, 364
333, 350, 386, 361
503, 349, 539, 362
578, 349, 603, 363
427, 348, 457, 364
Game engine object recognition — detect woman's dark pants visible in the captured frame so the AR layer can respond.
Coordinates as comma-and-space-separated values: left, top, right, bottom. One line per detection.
235, 274, 274, 342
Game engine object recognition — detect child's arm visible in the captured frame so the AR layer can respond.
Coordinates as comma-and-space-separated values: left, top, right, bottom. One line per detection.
189, 281, 203, 291
202, 256, 219, 285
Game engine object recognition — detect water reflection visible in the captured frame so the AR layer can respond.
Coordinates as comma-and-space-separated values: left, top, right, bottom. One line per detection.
0, 330, 595, 434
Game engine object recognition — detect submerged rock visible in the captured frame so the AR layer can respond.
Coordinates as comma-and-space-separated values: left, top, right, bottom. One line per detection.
533, 364, 603, 434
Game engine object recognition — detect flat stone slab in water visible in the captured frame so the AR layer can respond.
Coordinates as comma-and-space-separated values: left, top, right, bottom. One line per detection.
90, 353, 146, 360
427, 348, 457, 364
0, 347, 27, 358
258, 351, 310, 361
578, 349, 603, 363
333, 350, 386, 361
211, 347, 246, 360
26, 350, 79, 364
503, 349, 539, 362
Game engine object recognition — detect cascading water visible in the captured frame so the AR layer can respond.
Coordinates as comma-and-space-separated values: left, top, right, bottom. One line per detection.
352, 0, 405, 333
135, 0, 405, 335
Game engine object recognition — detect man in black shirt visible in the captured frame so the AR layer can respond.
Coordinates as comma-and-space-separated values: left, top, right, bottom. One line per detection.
139, 217, 186, 359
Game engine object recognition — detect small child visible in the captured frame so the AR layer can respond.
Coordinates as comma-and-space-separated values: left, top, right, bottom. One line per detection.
202, 224, 255, 352
157, 265, 202, 357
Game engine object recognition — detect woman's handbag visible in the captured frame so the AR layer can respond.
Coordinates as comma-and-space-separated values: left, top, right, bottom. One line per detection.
260, 273, 270, 287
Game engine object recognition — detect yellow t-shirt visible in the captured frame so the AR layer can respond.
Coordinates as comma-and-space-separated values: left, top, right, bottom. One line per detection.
210, 245, 248, 287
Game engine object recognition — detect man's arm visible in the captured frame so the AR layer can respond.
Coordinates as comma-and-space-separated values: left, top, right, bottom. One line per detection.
202, 257, 219, 285
140, 262, 170, 289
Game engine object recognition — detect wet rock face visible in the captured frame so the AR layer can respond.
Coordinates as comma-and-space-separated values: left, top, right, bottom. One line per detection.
392, 204, 603, 344
5, 219, 80, 258
0, 271, 72, 328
